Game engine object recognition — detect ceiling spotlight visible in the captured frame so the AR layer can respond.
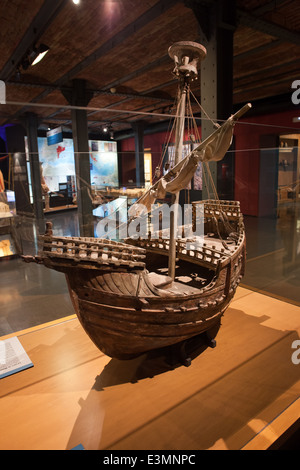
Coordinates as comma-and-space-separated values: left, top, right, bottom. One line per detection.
20, 44, 50, 70
31, 44, 50, 66
72, 0, 80, 4
102, 123, 114, 138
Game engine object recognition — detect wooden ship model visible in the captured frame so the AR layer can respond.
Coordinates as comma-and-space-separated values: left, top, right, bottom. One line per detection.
24, 42, 251, 365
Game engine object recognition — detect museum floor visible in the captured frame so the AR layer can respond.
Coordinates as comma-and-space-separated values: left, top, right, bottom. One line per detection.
0, 205, 299, 450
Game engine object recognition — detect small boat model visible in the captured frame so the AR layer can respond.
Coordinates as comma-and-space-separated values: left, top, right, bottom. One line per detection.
24, 41, 251, 364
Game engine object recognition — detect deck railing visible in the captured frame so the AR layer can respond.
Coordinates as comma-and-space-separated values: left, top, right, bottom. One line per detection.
192, 199, 241, 221
39, 234, 146, 269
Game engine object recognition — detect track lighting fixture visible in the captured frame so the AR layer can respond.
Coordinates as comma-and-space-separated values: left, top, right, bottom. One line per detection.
31, 44, 50, 66
19, 44, 50, 71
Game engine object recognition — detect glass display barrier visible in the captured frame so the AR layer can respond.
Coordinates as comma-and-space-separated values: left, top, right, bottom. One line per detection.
0, 123, 299, 452
0, 134, 299, 337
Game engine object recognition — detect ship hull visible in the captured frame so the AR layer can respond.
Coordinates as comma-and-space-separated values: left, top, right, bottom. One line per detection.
64, 236, 245, 359
23, 199, 246, 361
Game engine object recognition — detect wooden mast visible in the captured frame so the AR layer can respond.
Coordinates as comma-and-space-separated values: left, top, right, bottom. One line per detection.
168, 82, 186, 280
167, 41, 207, 280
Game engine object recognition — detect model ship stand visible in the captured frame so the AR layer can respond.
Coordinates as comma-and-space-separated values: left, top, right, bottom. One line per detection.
167, 320, 219, 368
23, 41, 250, 367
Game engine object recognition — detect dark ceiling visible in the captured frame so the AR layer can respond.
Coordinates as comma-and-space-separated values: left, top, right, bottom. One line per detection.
0, 0, 299, 138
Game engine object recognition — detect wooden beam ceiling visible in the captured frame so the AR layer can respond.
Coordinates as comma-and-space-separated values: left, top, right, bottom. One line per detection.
0, 0, 299, 135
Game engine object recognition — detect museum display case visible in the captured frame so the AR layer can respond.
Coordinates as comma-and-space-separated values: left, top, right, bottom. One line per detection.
0, 190, 22, 258
1, 103, 300, 452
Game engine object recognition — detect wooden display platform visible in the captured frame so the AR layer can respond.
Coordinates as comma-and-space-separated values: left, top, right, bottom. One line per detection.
0, 287, 299, 450
44, 204, 77, 214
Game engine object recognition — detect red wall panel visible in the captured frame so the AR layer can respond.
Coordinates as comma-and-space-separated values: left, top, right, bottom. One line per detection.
120, 109, 300, 215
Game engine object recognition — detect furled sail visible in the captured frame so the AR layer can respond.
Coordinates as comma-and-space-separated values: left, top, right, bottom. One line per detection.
193, 119, 234, 163
157, 153, 199, 196
128, 103, 251, 219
